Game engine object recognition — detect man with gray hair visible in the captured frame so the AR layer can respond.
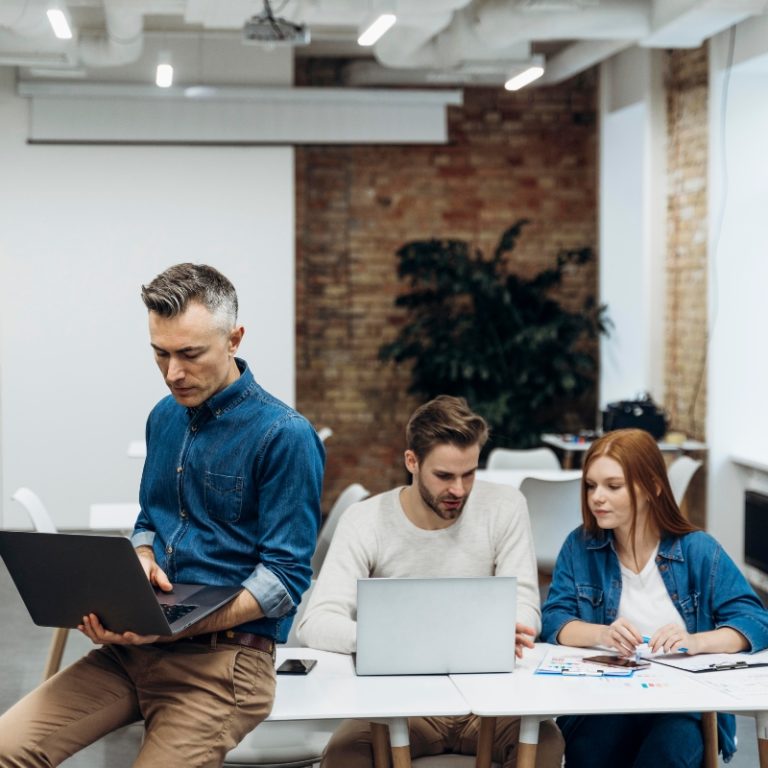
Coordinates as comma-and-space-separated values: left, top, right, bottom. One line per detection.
0, 263, 325, 767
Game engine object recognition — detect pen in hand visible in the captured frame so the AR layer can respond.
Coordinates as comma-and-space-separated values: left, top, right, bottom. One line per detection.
641, 635, 688, 655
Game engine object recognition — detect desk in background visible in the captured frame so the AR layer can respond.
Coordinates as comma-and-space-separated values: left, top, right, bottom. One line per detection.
541, 433, 707, 469
89, 502, 140, 531
451, 643, 768, 768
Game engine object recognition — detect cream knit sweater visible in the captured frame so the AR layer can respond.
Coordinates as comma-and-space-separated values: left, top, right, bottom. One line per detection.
297, 480, 541, 653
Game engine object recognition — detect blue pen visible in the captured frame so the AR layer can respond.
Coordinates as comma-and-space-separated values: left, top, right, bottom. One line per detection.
641, 635, 688, 654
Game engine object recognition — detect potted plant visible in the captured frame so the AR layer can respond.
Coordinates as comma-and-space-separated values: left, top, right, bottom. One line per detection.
379, 219, 610, 450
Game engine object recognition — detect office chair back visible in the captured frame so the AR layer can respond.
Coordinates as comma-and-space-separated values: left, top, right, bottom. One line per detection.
667, 455, 703, 506
10, 487, 69, 680
519, 477, 582, 573
311, 483, 370, 577
11, 487, 58, 534
486, 447, 561, 471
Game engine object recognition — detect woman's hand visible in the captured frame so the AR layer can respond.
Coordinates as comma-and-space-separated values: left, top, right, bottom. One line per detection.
648, 624, 696, 655
596, 618, 643, 656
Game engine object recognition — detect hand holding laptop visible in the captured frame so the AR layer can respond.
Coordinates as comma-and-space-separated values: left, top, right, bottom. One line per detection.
78, 545, 175, 646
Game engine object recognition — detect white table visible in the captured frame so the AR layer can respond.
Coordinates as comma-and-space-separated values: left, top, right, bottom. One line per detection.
89, 502, 140, 530
476, 468, 581, 487
542, 433, 707, 468
271, 648, 471, 768
450, 644, 768, 768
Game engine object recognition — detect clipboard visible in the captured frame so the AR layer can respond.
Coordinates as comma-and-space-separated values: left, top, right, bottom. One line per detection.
646, 649, 768, 673
536, 650, 635, 677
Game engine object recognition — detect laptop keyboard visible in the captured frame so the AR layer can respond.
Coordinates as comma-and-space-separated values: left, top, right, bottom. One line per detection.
160, 603, 198, 623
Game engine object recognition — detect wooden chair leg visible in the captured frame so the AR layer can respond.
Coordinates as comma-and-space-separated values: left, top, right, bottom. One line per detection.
475, 717, 496, 768
701, 712, 718, 768
759, 737, 768, 768
43, 627, 69, 681
371, 722, 392, 768
516, 742, 538, 768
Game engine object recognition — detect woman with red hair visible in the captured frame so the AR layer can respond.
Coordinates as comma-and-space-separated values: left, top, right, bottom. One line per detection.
542, 428, 768, 767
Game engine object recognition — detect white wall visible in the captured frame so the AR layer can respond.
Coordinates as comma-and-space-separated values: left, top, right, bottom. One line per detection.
707, 20, 768, 563
599, 47, 667, 411
0, 70, 295, 529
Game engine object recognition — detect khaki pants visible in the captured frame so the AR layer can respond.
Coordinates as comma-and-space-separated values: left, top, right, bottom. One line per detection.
322, 714, 564, 768
0, 640, 275, 768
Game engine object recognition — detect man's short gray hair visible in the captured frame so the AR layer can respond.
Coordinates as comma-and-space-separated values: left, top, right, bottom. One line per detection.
141, 263, 238, 331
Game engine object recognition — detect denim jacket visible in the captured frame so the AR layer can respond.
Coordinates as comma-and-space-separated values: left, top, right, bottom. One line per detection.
132, 359, 325, 642
542, 527, 768, 762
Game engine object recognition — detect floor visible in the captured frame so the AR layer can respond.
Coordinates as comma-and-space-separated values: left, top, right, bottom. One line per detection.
0, 559, 758, 767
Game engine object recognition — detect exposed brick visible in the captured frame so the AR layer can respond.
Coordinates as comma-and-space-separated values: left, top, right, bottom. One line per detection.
295, 62, 598, 512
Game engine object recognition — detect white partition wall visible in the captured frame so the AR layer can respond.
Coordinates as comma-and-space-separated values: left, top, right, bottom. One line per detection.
0, 71, 295, 529
598, 47, 667, 410
707, 21, 768, 563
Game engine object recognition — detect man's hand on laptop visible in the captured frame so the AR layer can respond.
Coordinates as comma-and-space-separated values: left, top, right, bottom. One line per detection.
75, 546, 175, 646
135, 545, 173, 592
78, 613, 165, 646
515, 623, 536, 658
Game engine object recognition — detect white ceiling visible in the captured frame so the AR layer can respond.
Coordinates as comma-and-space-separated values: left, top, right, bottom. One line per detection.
1, 0, 767, 90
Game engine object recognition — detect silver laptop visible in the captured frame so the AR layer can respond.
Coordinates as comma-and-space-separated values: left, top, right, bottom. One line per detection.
355, 576, 517, 675
0, 531, 241, 635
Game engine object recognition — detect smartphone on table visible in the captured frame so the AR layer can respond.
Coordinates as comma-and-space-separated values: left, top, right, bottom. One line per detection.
276, 658, 318, 675
582, 654, 650, 670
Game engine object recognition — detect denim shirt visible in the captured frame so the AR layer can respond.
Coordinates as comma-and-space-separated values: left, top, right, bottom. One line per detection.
542, 526, 768, 761
132, 358, 324, 643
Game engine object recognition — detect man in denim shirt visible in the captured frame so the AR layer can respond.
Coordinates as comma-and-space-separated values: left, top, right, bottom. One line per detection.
0, 263, 325, 767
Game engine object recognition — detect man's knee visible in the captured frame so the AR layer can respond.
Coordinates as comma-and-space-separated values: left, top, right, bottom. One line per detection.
535, 719, 565, 768
321, 719, 376, 768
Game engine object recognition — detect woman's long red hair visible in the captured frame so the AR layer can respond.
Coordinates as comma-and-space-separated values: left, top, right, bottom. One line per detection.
581, 429, 699, 541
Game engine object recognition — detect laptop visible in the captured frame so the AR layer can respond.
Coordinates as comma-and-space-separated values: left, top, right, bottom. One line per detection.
355, 576, 517, 675
0, 531, 241, 635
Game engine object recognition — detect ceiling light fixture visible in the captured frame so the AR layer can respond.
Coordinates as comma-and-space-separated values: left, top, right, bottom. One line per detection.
358, 13, 396, 46
46, 8, 73, 40
504, 65, 545, 91
155, 52, 173, 88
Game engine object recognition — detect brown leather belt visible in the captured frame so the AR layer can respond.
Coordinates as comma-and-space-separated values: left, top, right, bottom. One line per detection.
185, 631, 275, 655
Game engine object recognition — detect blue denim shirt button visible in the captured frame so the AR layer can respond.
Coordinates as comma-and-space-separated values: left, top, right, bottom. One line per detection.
176, 466, 183, 473
180, 509, 187, 518
191, 425, 198, 432
166, 545, 173, 554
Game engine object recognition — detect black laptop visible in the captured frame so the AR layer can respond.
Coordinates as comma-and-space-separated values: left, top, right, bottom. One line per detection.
0, 531, 241, 635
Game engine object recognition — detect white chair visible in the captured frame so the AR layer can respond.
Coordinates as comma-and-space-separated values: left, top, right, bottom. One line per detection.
223, 581, 343, 768
10, 487, 69, 680
486, 447, 561, 471
667, 455, 703, 506
311, 483, 370, 577
519, 477, 582, 573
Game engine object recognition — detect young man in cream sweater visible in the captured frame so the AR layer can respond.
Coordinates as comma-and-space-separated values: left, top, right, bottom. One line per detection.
297, 395, 564, 768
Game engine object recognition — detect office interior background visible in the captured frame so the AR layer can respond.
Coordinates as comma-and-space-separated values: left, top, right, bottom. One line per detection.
0, 0, 767, 587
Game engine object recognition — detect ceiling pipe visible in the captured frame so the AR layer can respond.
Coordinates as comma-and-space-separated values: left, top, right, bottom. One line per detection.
539, 38, 635, 84
0, 0, 55, 38
472, 0, 651, 49
79, 0, 145, 67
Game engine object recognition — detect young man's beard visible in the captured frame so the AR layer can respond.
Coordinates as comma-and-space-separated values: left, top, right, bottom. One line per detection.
417, 475, 469, 521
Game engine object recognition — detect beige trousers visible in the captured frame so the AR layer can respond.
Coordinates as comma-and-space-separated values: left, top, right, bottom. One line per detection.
322, 714, 564, 768
0, 640, 275, 768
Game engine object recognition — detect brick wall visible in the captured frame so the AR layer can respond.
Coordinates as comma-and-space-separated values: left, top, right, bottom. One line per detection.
295, 65, 598, 511
665, 45, 709, 441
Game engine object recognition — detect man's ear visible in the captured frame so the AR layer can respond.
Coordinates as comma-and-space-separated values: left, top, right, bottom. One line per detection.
404, 449, 419, 477
228, 325, 245, 356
